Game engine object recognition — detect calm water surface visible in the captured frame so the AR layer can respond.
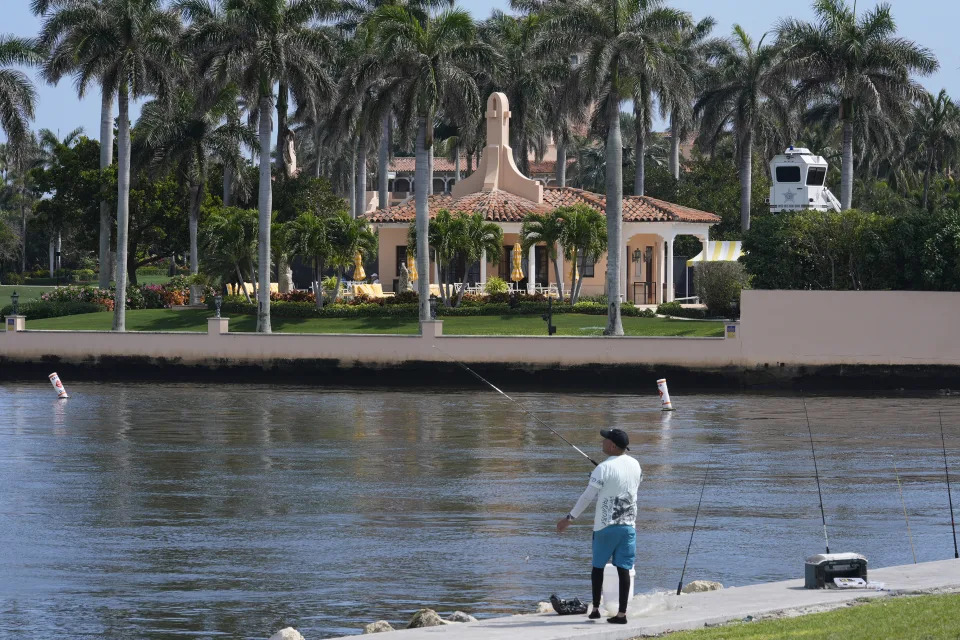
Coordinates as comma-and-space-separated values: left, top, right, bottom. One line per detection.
1, 383, 958, 638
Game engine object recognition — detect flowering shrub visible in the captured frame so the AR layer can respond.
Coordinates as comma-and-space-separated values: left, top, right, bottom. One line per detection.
126, 287, 146, 310
270, 290, 316, 302
42, 286, 115, 310
141, 285, 166, 309
162, 288, 188, 306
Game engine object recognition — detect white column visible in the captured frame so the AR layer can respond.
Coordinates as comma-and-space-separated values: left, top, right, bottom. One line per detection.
666, 234, 675, 303
480, 249, 487, 284
620, 242, 628, 304
659, 239, 666, 304
433, 251, 439, 285
527, 243, 536, 294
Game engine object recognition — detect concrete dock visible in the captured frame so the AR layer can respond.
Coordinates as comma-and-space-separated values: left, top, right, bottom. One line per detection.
335, 559, 960, 639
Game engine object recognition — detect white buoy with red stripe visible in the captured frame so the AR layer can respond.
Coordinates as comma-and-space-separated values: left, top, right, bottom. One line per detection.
49, 372, 69, 399
657, 378, 674, 411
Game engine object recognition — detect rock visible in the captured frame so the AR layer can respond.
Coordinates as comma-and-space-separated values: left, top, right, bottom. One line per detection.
362, 621, 395, 634
535, 601, 553, 614
268, 628, 305, 640
446, 611, 477, 623
682, 580, 724, 594
407, 608, 448, 628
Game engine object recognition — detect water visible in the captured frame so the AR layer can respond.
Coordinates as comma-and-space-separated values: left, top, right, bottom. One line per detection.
0, 383, 958, 639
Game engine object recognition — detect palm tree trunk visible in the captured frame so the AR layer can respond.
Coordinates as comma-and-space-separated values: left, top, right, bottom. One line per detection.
19, 185, 26, 274
455, 144, 461, 182
235, 263, 252, 303
356, 134, 367, 217
223, 165, 233, 207
348, 139, 357, 216
556, 138, 566, 187
840, 117, 854, 210
98, 89, 115, 290
428, 142, 434, 195
314, 127, 323, 179
257, 94, 274, 334
415, 117, 431, 322
922, 151, 933, 209
739, 130, 753, 232
112, 85, 132, 331
48, 237, 54, 277
189, 183, 200, 275
605, 91, 624, 336
670, 110, 681, 181
552, 251, 564, 303
378, 113, 389, 211
633, 103, 645, 196
276, 81, 289, 177
317, 258, 325, 310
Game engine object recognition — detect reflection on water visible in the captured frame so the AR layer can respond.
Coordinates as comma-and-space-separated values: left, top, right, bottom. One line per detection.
0, 383, 958, 638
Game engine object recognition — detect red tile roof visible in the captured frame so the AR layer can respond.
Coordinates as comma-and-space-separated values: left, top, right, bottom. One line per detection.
544, 187, 721, 223
365, 187, 720, 225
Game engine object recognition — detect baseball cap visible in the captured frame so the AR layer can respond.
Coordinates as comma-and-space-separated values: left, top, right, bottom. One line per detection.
600, 428, 630, 451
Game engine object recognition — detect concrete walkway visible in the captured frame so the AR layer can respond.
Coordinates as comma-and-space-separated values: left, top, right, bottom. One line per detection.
337, 559, 960, 639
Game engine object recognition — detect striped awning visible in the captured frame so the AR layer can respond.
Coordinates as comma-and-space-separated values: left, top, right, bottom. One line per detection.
687, 241, 743, 266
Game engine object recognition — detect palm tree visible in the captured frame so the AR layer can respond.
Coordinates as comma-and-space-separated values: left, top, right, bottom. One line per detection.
521, 211, 565, 301
695, 26, 789, 232
535, 0, 686, 335
40, 0, 185, 330
661, 16, 716, 181
37, 0, 119, 290
35, 127, 85, 276
286, 210, 333, 309
203, 205, 258, 303
909, 90, 958, 209
777, 0, 938, 211
0, 36, 39, 147
326, 209, 377, 299
181, 0, 338, 333
136, 89, 257, 281
372, 5, 494, 322
556, 203, 606, 305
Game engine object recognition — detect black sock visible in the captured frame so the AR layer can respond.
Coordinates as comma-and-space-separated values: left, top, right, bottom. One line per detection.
591, 567, 604, 609
616, 566, 630, 616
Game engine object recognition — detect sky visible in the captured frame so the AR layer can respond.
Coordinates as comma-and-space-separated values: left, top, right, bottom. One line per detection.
4, 0, 958, 143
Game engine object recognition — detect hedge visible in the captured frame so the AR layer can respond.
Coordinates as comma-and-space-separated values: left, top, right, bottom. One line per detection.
211, 299, 657, 319
1, 300, 106, 321
656, 301, 712, 320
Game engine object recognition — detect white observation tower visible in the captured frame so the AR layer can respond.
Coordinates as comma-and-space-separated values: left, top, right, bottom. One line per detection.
768, 147, 841, 213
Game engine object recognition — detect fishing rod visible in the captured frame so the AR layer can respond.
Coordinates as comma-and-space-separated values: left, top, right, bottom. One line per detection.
677, 468, 709, 596
939, 411, 958, 559
802, 396, 830, 554
891, 456, 917, 564
431, 345, 599, 467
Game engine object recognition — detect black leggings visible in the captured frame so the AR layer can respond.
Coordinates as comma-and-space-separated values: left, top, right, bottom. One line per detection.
591, 566, 630, 615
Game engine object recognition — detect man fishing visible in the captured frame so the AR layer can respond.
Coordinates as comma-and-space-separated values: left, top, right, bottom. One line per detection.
556, 428, 642, 624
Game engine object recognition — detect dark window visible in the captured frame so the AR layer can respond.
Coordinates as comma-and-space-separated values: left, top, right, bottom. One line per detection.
806, 166, 826, 186
396, 246, 407, 275
582, 255, 595, 278
775, 166, 801, 183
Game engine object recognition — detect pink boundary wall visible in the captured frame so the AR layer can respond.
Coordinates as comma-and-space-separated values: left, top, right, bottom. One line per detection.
1, 291, 959, 368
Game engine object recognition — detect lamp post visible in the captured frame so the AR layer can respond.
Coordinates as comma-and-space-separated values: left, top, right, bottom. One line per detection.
11, 291, 19, 316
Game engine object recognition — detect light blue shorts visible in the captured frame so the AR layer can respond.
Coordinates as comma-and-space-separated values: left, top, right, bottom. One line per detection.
592, 524, 636, 569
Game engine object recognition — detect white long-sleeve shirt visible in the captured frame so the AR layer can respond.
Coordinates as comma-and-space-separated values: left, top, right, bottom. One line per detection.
569, 454, 642, 531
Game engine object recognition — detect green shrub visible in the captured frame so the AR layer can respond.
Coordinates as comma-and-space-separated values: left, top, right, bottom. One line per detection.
73, 268, 96, 281
2, 273, 23, 285
1, 300, 106, 320
656, 301, 708, 319
484, 277, 508, 294
389, 290, 418, 304
694, 262, 749, 318
137, 266, 167, 276
125, 286, 146, 310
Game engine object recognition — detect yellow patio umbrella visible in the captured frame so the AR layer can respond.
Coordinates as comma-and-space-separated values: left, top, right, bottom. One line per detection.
406, 254, 418, 282
354, 251, 366, 280
510, 242, 524, 282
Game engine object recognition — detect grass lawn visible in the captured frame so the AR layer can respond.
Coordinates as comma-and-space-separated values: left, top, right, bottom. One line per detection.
654, 593, 960, 640
0, 285, 55, 304
25, 309, 724, 337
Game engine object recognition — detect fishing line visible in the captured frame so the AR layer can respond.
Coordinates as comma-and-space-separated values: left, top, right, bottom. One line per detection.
431, 345, 599, 466
677, 468, 709, 596
939, 411, 958, 559
802, 396, 830, 554
891, 456, 917, 564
